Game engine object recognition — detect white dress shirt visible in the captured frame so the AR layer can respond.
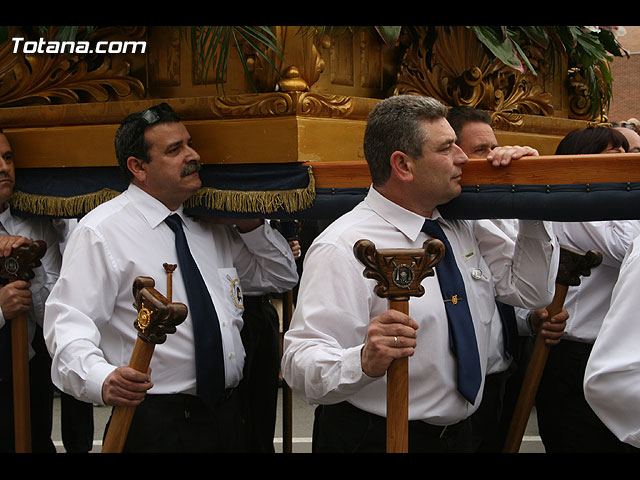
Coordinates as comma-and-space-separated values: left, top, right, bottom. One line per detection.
44, 184, 298, 405
584, 233, 640, 447
0, 207, 61, 359
552, 220, 640, 343
485, 219, 532, 375
281, 187, 558, 426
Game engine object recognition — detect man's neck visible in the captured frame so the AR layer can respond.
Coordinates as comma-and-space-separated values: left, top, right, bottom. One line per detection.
373, 184, 435, 219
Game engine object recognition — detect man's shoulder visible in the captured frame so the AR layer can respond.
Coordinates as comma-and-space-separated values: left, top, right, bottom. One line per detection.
312, 204, 381, 249
75, 193, 131, 230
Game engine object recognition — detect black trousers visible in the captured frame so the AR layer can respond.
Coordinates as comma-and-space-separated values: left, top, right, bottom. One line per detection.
312, 401, 473, 453
0, 326, 56, 453
536, 339, 638, 453
60, 392, 94, 453
238, 294, 280, 453
470, 335, 532, 452
108, 390, 245, 453
469, 365, 514, 452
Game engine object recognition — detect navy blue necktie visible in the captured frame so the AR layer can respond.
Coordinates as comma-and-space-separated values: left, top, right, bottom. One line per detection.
421, 219, 482, 404
165, 214, 224, 409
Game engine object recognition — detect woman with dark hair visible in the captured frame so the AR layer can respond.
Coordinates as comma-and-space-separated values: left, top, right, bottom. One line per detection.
533, 126, 640, 452
555, 126, 629, 155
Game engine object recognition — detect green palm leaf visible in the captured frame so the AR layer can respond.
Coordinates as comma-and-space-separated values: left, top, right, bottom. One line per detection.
183, 26, 284, 93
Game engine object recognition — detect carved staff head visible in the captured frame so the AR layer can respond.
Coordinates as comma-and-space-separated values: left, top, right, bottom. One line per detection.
131, 276, 187, 344
353, 239, 445, 301
0, 240, 47, 283
556, 246, 603, 287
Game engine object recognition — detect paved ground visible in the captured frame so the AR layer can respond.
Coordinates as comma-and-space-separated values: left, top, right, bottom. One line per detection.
51, 389, 544, 453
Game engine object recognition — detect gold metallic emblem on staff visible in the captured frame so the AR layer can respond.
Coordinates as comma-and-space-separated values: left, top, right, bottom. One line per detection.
136, 304, 152, 331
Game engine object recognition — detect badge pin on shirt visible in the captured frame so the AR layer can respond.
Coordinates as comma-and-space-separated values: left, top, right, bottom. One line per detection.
471, 268, 486, 280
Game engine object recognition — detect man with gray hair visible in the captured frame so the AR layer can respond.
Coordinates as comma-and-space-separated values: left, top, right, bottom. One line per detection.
282, 95, 559, 452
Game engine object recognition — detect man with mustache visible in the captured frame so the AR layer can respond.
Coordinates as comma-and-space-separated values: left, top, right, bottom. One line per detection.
0, 128, 62, 452
43, 103, 299, 452
181, 159, 201, 177
282, 95, 559, 452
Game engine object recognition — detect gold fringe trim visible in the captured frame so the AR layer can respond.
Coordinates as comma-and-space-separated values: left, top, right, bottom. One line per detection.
9, 188, 122, 217
184, 166, 316, 214
9, 167, 317, 216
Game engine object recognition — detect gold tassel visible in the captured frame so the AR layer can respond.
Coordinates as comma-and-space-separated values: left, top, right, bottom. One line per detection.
9, 167, 317, 217
9, 188, 121, 217
184, 166, 316, 214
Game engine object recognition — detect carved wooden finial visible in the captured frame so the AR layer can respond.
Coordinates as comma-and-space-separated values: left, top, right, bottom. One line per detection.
353, 239, 446, 301
131, 276, 187, 345
0, 240, 47, 283
162, 263, 177, 275
162, 263, 177, 301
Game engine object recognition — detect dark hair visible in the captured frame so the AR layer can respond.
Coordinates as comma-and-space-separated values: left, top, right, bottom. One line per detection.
363, 95, 448, 186
555, 126, 629, 155
114, 102, 181, 179
446, 106, 492, 142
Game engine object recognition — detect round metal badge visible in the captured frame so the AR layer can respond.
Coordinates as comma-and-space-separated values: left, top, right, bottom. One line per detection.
392, 264, 415, 289
471, 268, 483, 280
4, 257, 19, 276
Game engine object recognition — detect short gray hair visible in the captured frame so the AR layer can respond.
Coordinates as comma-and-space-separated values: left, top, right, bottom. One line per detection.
363, 95, 448, 186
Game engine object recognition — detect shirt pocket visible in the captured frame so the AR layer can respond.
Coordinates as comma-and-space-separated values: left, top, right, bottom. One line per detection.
459, 249, 495, 324
217, 267, 245, 316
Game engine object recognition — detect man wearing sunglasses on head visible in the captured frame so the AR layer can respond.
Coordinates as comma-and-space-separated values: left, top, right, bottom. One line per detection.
44, 103, 299, 453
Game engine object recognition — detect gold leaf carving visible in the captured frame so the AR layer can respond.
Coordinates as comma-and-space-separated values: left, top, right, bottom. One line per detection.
298, 92, 353, 116
213, 93, 296, 117
211, 92, 354, 118
0, 26, 145, 107
394, 26, 495, 106
393, 27, 555, 129
0, 52, 144, 106
566, 68, 595, 121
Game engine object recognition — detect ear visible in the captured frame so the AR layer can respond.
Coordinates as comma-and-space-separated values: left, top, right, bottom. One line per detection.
389, 150, 415, 183
126, 156, 148, 183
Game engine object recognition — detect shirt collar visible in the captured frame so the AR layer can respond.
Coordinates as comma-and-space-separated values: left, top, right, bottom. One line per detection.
364, 186, 443, 242
125, 183, 187, 230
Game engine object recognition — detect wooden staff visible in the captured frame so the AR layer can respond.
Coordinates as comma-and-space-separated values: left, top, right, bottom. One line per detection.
0, 239, 47, 453
101, 275, 187, 453
503, 245, 603, 453
354, 238, 445, 453
277, 219, 298, 454
281, 289, 294, 454
163, 263, 177, 301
